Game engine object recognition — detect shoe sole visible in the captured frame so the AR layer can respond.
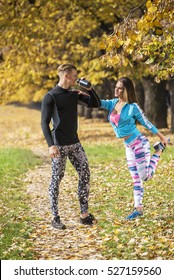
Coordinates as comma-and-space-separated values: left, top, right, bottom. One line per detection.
80, 219, 97, 225
51, 221, 66, 230
125, 214, 143, 220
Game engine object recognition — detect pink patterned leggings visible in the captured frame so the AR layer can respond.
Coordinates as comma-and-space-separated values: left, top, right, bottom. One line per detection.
125, 135, 160, 208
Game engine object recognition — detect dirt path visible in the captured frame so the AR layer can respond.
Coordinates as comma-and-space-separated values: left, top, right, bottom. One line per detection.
1, 105, 112, 260
25, 149, 105, 260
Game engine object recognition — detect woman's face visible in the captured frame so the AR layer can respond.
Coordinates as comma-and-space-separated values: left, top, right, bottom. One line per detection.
114, 81, 124, 98
114, 81, 128, 101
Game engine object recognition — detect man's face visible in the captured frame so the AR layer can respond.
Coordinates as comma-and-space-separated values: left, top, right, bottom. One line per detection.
66, 69, 78, 86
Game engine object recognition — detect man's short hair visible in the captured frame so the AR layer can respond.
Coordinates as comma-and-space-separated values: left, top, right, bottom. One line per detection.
57, 64, 77, 74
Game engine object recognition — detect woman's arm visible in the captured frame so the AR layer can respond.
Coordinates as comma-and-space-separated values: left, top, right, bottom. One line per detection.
100, 99, 117, 111
155, 131, 169, 146
78, 88, 101, 108
134, 103, 169, 146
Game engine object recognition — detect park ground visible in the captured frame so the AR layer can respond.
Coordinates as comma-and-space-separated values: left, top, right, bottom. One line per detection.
0, 104, 174, 260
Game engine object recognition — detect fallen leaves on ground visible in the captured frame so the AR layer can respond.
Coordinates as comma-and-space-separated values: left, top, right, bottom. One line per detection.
1, 105, 174, 260
25, 165, 105, 260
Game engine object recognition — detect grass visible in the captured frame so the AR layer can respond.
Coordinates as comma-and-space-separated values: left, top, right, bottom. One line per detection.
91, 144, 174, 259
0, 105, 173, 260
68, 143, 174, 259
0, 148, 42, 260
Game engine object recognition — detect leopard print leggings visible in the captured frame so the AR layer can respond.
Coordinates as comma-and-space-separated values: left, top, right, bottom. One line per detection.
49, 142, 90, 217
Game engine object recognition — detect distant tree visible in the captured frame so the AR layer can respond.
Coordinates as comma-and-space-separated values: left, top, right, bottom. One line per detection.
1, 0, 173, 129
167, 80, 174, 133
100, 0, 173, 82
100, 0, 174, 129
0, 0, 142, 103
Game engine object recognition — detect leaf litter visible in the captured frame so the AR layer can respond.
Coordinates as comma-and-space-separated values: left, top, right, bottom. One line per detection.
25, 164, 105, 260
1, 105, 174, 260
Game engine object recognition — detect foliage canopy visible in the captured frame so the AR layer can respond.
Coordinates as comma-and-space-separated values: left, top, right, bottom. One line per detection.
0, 0, 173, 103
101, 0, 174, 82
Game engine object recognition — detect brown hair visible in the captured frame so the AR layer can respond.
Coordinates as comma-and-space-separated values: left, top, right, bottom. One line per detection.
118, 77, 138, 104
57, 64, 77, 74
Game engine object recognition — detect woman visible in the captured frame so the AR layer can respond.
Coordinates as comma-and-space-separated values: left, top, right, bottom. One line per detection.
100, 77, 169, 220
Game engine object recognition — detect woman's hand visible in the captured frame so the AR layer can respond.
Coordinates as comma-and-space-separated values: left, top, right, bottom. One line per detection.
157, 132, 169, 146
77, 77, 93, 91
162, 137, 170, 147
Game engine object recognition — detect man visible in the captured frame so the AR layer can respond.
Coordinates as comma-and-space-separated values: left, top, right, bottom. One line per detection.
41, 64, 100, 229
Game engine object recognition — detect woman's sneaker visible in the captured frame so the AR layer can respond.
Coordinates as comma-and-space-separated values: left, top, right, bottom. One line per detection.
125, 208, 143, 220
153, 141, 165, 152
51, 216, 66, 229
80, 213, 96, 225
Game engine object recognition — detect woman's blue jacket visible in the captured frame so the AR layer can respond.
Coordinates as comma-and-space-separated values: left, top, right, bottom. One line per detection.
100, 98, 158, 140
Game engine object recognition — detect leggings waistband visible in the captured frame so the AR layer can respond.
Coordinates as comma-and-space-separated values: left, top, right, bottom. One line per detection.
124, 133, 141, 144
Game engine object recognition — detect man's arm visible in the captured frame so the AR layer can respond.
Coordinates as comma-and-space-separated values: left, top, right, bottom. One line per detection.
41, 94, 60, 158
41, 94, 54, 147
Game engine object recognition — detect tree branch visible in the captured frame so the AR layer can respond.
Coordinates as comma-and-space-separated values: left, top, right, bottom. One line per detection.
125, 0, 147, 22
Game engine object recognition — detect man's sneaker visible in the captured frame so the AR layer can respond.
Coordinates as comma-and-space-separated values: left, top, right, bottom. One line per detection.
153, 141, 165, 152
80, 213, 96, 225
51, 216, 66, 229
125, 208, 143, 220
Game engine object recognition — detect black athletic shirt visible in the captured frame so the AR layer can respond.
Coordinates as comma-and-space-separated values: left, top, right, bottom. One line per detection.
41, 85, 101, 147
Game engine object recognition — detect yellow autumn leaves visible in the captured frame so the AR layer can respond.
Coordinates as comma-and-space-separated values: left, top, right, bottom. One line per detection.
100, 0, 174, 81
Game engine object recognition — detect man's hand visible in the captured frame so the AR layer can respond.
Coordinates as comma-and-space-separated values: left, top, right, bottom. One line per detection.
49, 145, 60, 158
77, 90, 90, 97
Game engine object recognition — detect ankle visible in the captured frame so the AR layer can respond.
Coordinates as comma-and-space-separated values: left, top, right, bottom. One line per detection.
155, 150, 162, 156
81, 212, 89, 219
135, 207, 143, 212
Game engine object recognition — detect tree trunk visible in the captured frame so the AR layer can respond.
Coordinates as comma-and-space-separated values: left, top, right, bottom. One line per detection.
134, 79, 145, 110
78, 104, 85, 117
84, 107, 92, 119
167, 79, 174, 133
78, 105, 92, 119
142, 77, 168, 128
95, 78, 115, 99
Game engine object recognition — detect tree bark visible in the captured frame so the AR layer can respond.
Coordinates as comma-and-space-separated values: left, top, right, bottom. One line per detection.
142, 77, 168, 128
84, 107, 92, 119
134, 79, 145, 110
78, 104, 85, 117
167, 79, 174, 133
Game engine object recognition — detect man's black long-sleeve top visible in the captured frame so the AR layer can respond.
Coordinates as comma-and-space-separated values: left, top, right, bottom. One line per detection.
41, 85, 101, 147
